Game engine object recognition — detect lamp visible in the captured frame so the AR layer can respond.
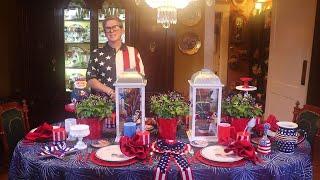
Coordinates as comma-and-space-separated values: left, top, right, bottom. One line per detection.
138, 0, 192, 28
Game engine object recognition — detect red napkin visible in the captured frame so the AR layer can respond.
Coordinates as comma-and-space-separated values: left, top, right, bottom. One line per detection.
254, 114, 279, 136
24, 123, 53, 142
65, 103, 76, 113
224, 140, 261, 164
120, 135, 150, 160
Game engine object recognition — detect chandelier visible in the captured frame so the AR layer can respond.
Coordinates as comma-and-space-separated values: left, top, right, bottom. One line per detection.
136, 0, 192, 28
135, 0, 215, 28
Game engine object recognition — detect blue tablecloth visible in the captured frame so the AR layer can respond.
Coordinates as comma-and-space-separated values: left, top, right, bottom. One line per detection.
9, 132, 312, 180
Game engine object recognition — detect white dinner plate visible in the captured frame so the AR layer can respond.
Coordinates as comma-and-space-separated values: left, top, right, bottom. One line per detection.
30, 126, 60, 133
95, 145, 135, 162
200, 145, 243, 162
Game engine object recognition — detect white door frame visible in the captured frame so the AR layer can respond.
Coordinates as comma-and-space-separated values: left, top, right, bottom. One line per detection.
214, 4, 230, 85
203, 4, 230, 85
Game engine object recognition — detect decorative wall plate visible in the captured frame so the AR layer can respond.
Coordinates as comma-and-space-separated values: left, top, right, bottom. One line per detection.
65, 46, 89, 68
179, 6, 202, 27
65, 24, 90, 43
178, 32, 201, 55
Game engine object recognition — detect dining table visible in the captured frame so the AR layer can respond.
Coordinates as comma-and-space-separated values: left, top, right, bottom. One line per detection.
9, 126, 312, 180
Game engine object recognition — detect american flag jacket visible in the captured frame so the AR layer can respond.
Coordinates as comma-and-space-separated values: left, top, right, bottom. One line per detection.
86, 43, 144, 95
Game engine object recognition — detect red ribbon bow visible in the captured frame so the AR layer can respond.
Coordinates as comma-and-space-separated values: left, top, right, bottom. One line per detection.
254, 114, 279, 136
119, 135, 150, 160
224, 140, 261, 164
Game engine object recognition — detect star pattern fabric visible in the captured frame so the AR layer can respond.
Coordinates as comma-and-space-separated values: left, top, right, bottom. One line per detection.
86, 43, 123, 94
86, 43, 145, 97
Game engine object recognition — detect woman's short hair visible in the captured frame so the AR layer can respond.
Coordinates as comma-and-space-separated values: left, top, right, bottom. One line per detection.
102, 16, 123, 31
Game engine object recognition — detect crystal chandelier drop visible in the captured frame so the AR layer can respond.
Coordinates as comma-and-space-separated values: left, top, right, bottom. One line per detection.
144, 0, 191, 28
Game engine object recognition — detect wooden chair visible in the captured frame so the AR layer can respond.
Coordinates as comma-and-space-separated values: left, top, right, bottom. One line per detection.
0, 100, 30, 165
293, 102, 320, 145
293, 102, 320, 179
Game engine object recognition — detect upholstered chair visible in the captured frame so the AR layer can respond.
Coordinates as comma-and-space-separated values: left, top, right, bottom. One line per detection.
293, 102, 320, 179
0, 100, 30, 164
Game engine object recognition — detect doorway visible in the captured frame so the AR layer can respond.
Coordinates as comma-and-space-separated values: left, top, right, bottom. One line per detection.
225, 1, 272, 110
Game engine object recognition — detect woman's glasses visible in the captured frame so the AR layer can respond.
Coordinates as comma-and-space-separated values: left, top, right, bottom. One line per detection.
104, 25, 122, 33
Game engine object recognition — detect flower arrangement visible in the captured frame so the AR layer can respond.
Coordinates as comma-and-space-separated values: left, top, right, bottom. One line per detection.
222, 92, 263, 118
150, 91, 189, 118
76, 94, 114, 119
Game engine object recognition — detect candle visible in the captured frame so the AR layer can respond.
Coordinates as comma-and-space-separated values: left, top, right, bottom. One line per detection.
124, 122, 136, 138
52, 128, 66, 142
137, 131, 150, 145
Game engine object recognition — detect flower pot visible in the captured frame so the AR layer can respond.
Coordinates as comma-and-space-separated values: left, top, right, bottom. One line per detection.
157, 118, 178, 140
228, 117, 250, 139
77, 118, 104, 139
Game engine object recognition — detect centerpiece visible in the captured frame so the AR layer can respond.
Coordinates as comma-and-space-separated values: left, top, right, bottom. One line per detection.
222, 92, 263, 134
150, 91, 189, 140
113, 70, 147, 142
187, 69, 224, 142
76, 94, 114, 139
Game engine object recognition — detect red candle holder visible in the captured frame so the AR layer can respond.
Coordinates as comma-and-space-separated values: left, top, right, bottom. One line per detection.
240, 77, 252, 88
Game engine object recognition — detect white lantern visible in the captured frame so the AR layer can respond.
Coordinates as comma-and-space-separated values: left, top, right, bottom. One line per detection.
187, 69, 224, 142
114, 70, 147, 142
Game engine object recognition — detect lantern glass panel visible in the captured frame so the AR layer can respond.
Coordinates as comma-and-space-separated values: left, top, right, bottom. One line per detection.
194, 88, 218, 137
118, 87, 142, 135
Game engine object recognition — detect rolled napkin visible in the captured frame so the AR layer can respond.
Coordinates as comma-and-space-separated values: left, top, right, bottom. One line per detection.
224, 140, 261, 164
119, 135, 150, 160
24, 123, 53, 142
254, 114, 279, 136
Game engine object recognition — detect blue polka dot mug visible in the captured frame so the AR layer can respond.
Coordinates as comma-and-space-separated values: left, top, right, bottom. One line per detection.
275, 121, 305, 153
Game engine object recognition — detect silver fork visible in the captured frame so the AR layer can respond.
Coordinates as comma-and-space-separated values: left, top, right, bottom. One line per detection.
111, 153, 126, 158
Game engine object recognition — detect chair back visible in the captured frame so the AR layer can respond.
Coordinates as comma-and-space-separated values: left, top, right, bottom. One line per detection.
0, 100, 30, 158
293, 102, 320, 145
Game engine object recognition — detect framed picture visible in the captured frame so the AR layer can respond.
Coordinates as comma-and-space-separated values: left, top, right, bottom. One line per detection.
230, 13, 247, 43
